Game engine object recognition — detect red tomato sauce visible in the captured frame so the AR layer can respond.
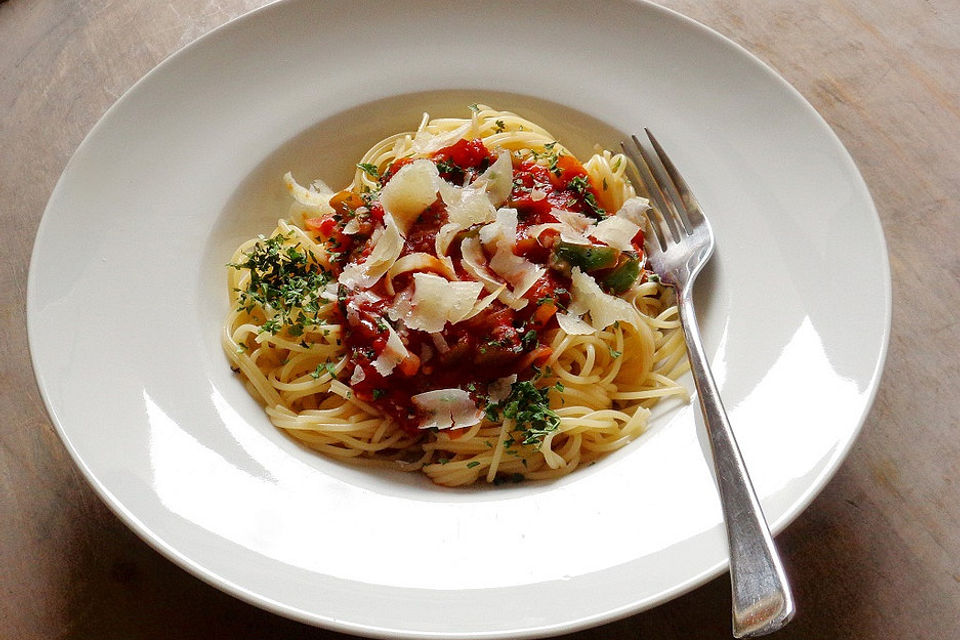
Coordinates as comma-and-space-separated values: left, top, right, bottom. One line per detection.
331, 139, 615, 434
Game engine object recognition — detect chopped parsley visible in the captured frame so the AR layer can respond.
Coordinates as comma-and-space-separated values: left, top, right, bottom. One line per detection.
567, 175, 606, 219
356, 162, 380, 179
311, 361, 339, 379
521, 329, 539, 350
228, 233, 332, 335
529, 141, 561, 176
485, 380, 561, 448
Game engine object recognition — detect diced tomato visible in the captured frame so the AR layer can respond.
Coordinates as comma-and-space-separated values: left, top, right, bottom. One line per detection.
381, 158, 413, 185
330, 190, 364, 215
304, 215, 338, 237
432, 138, 492, 171
517, 346, 553, 371
397, 353, 421, 377
514, 235, 538, 256
368, 202, 385, 222
532, 301, 557, 329
551, 154, 589, 184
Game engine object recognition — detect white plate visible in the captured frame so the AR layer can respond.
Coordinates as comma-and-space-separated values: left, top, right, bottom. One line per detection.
28, 0, 890, 637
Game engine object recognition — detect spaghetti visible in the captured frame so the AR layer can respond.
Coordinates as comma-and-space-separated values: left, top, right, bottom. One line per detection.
223, 105, 688, 486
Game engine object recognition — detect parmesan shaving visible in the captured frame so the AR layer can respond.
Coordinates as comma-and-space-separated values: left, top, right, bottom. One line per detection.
479, 208, 544, 306
338, 214, 403, 289
487, 375, 517, 403
568, 267, 639, 330
556, 311, 595, 336
411, 388, 484, 430
460, 237, 528, 310
439, 181, 497, 228
461, 284, 506, 321
614, 196, 651, 225
379, 159, 440, 234
349, 365, 366, 385
590, 215, 640, 251
283, 172, 335, 212
476, 151, 513, 206
435, 222, 462, 257
553, 209, 593, 233
400, 273, 484, 333
372, 322, 410, 376
385, 252, 457, 295
411, 121, 472, 155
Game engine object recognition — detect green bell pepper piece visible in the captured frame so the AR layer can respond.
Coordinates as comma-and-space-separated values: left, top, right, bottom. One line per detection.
552, 241, 619, 272
602, 257, 641, 294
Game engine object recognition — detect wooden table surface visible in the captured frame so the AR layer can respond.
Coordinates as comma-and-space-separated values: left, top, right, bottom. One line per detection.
2, 0, 958, 638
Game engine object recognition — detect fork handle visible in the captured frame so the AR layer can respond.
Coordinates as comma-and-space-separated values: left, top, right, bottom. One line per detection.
677, 288, 795, 637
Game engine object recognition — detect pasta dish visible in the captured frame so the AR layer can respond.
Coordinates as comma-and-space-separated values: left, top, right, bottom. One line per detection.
223, 105, 688, 486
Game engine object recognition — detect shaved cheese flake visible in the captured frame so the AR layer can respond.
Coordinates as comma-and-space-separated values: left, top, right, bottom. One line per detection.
615, 196, 651, 225
461, 283, 506, 321
553, 208, 592, 233
411, 388, 483, 430
461, 237, 507, 291
379, 159, 440, 234
487, 375, 517, 403
443, 183, 497, 229
338, 214, 403, 289
435, 221, 462, 257
372, 322, 411, 376
550, 208, 593, 244
460, 237, 528, 310
489, 244, 544, 299
479, 207, 518, 247
441, 282, 486, 324
283, 172, 335, 213
349, 365, 366, 385
526, 222, 564, 240
411, 122, 472, 155
386, 286, 413, 324
385, 252, 456, 295
569, 267, 639, 330
320, 281, 340, 302
479, 207, 544, 304
401, 273, 483, 333
590, 215, 640, 251
556, 311, 595, 336
477, 151, 513, 206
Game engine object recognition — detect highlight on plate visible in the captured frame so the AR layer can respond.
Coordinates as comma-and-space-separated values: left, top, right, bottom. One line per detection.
223, 105, 689, 486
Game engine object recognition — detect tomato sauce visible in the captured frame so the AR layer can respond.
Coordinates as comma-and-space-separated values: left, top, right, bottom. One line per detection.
332, 138, 620, 434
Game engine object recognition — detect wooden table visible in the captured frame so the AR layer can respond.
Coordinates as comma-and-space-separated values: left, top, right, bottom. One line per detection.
2, 0, 958, 637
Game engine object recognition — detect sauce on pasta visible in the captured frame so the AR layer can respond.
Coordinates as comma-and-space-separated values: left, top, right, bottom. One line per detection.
223, 106, 688, 486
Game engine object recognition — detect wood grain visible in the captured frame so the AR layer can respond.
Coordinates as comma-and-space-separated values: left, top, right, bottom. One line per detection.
2, 0, 958, 638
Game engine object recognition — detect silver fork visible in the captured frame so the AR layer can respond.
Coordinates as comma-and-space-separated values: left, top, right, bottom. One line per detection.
622, 131, 795, 637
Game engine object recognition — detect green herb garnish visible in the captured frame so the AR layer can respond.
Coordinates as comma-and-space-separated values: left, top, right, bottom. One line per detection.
228, 233, 333, 336
356, 162, 380, 179
567, 175, 606, 219
486, 380, 561, 448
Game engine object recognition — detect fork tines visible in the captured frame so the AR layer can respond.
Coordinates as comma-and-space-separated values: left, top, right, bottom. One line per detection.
620, 130, 708, 248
